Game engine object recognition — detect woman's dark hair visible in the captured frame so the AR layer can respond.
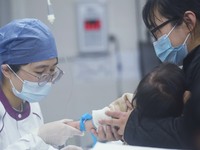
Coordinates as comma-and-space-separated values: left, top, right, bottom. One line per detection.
8, 64, 26, 73
133, 63, 186, 119
142, 0, 200, 30
0, 64, 26, 85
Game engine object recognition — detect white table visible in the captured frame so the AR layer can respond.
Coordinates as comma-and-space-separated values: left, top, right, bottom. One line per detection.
91, 141, 178, 150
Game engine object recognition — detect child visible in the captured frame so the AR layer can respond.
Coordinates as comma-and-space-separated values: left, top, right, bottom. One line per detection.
67, 63, 187, 137
133, 62, 186, 119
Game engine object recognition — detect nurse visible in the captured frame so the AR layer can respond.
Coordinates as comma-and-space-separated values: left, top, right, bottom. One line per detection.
0, 18, 82, 149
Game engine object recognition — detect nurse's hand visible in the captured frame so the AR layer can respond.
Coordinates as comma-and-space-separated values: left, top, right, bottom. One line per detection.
91, 125, 122, 142
99, 110, 132, 135
38, 119, 82, 146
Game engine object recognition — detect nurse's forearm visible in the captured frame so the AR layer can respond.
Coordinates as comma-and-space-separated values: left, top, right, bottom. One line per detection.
5, 133, 57, 150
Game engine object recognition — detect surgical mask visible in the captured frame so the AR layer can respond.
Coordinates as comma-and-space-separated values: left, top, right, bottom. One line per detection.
153, 25, 190, 65
8, 67, 52, 103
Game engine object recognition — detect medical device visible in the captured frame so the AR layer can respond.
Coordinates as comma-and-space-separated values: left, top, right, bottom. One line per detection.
47, 0, 55, 24
76, 0, 108, 54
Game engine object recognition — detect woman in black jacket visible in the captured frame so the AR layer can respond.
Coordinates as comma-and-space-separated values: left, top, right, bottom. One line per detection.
97, 0, 200, 149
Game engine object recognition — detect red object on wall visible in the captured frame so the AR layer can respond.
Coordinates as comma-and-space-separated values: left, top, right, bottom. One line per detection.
84, 20, 101, 31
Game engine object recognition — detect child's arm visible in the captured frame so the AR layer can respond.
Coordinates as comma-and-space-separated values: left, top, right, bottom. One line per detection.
66, 120, 95, 132
67, 93, 135, 132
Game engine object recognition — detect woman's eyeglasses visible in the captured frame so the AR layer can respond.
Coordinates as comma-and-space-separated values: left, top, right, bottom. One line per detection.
8, 65, 64, 86
150, 18, 177, 40
20, 67, 64, 86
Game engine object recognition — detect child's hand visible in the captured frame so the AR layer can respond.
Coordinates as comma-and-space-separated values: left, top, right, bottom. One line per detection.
65, 121, 80, 130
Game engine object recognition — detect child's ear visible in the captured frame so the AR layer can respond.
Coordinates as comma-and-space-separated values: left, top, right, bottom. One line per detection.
183, 91, 191, 104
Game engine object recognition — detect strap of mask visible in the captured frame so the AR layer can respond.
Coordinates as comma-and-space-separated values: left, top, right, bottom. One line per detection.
167, 23, 190, 45
7, 65, 24, 82
183, 33, 190, 44
167, 23, 177, 37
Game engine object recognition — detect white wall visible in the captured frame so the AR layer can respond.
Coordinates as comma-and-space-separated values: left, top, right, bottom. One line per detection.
2, 0, 144, 122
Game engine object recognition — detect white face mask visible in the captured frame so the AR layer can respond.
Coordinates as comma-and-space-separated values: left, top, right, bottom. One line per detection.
8, 66, 52, 103
10, 79, 52, 103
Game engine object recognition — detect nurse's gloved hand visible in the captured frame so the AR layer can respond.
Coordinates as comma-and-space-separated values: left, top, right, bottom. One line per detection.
61, 145, 83, 150
38, 119, 82, 146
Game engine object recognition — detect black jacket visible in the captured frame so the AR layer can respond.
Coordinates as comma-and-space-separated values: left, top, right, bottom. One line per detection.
124, 109, 188, 149
124, 45, 200, 149
183, 45, 200, 128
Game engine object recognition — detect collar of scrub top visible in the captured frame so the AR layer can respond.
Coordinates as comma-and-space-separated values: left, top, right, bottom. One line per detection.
0, 88, 30, 120
80, 113, 97, 147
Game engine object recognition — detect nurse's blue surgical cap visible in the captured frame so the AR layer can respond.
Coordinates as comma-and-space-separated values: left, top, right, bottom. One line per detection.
0, 18, 58, 67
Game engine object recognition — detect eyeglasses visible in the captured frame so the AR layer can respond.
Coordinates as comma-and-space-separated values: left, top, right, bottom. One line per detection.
21, 66, 64, 86
8, 65, 64, 86
150, 18, 177, 40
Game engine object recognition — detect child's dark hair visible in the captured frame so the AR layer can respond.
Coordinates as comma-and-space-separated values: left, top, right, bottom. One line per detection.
142, 0, 200, 31
133, 63, 186, 119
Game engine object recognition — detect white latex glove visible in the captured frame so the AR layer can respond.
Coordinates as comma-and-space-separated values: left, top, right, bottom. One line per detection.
61, 145, 83, 150
38, 119, 82, 146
